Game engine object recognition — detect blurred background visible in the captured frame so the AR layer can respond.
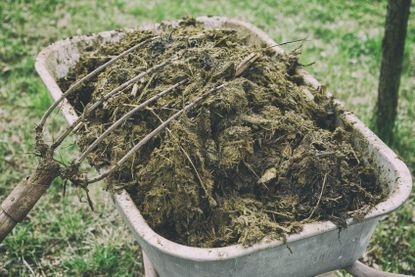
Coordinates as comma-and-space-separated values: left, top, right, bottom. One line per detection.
0, 0, 414, 276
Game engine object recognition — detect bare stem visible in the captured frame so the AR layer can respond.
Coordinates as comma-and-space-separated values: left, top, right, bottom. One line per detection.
305, 173, 328, 221
266, 38, 309, 49
148, 108, 217, 207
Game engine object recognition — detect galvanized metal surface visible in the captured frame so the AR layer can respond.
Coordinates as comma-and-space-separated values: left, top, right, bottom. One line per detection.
35, 16, 412, 277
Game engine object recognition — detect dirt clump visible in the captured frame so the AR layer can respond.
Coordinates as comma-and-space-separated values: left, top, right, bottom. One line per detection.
59, 18, 387, 247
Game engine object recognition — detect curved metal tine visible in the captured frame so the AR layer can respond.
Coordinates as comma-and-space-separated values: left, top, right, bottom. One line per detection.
75, 79, 188, 164
51, 55, 179, 150
39, 36, 158, 129
85, 83, 226, 184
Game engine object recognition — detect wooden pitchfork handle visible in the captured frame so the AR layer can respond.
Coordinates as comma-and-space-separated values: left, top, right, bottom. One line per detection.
0, 159, 60, 242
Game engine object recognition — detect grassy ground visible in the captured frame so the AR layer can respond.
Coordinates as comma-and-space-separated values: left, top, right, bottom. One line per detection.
0, 0, 414, 276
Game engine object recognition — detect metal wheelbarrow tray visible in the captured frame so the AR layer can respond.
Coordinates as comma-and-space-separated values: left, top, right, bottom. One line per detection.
35, 16, 412, 277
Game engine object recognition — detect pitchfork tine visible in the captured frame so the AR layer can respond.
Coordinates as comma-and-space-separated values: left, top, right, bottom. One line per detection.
86, 83, 226, 184
39, 36, 158, 129
76, 79, 188, 163
51, 55, 178, 149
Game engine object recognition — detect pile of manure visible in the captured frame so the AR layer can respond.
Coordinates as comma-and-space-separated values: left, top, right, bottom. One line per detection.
59, 18, 387, 247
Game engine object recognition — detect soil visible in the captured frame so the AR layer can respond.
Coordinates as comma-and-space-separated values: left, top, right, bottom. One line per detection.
59, 18, 387, 248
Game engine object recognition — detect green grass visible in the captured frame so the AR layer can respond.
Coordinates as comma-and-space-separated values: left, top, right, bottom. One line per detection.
0, 0, 414, 275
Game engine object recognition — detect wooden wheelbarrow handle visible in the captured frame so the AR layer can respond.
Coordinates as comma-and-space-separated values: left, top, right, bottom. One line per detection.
0, 159, 60, 242
345, 261, 413, 277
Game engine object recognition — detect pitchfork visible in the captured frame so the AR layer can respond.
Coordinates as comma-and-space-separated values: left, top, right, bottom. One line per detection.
0, 36, 260, 241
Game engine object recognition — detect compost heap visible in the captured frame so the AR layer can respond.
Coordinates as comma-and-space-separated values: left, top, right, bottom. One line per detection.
60, 19, 387, 248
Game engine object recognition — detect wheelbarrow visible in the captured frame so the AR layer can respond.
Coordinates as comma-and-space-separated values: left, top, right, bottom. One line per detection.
34, 16, 412, 277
